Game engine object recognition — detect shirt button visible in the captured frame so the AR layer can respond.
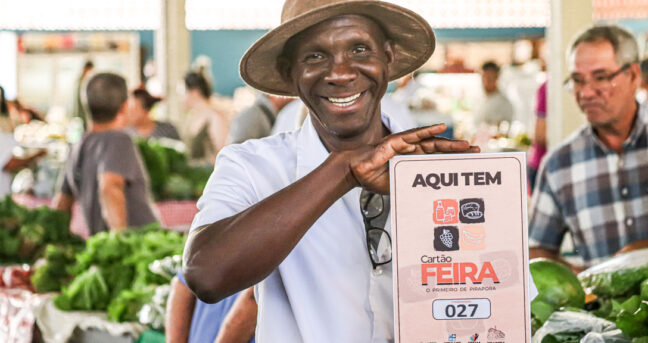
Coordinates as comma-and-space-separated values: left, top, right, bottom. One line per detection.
372, 267, 383, 276
626, 217, 634, 227
622, 187, 629, 197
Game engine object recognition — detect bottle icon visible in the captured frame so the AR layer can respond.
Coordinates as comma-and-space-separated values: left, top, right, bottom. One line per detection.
435, 200, 445, 222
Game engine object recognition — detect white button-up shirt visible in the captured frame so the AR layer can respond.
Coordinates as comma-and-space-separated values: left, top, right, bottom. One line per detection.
191, 112, 407, 343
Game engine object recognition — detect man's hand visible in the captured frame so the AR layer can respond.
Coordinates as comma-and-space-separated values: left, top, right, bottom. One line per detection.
616, 240, 648, 255
529, 247, 584, 274
342, 124, 479, 194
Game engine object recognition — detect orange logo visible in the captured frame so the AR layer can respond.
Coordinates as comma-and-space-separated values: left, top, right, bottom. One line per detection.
433, 199, 459, 224
460, 226, 485, 250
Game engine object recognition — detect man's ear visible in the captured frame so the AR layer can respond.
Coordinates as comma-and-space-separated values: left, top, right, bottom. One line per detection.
384, 40, 395, 69
629, 62, 642, 87
114, 101, 128, 125
118, 100, 129, 116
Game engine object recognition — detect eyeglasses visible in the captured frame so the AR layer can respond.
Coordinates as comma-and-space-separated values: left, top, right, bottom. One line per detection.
563, 63, 631, 92
360, 189, 392, 269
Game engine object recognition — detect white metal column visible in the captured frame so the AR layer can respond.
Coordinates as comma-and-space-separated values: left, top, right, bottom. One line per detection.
155, 0, 190, 124
547, 0, 592, 149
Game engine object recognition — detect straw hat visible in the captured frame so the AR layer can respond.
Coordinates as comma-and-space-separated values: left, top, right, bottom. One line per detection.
239, 0, 435, 96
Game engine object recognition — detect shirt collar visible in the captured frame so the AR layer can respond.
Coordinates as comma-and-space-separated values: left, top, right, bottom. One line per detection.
295, 112, 406, 178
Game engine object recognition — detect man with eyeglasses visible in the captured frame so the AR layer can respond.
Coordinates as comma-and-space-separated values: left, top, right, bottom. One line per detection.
182, 0, 479, 341
529, 25, 648, 272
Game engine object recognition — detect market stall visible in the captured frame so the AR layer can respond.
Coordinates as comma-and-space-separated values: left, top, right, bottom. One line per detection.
0, 196, 183, 343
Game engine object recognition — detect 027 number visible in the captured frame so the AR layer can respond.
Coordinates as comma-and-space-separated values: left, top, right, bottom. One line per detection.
432, 298, 491, 320
445, 304, 478, 318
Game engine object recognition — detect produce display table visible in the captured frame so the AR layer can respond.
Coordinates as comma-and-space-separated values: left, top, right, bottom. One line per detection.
11, 194, 197, 237
0, 287, 44, 343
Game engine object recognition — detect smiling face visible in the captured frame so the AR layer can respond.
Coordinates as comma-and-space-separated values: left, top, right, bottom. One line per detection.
569, 39, 639, 129
282, 15, 394, 148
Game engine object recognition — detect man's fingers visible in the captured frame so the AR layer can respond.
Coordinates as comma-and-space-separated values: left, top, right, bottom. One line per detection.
420, 138, 472, 153
398, 124, 447, 144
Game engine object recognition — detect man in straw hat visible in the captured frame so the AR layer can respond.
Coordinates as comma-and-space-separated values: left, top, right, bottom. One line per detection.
183, 0, 478, 341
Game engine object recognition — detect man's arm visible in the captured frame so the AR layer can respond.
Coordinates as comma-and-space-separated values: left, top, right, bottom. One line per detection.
165, 276, 196, 343
184, 124, 478, 303
529, 247, 583, 273
52, 192, 74, 215
214, 287, 257, 343
3, 150, 46, 172
98, 171, 127, 232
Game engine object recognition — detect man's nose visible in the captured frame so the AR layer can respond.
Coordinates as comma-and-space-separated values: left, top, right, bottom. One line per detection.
577, 82, 598, 99
324, 57, 357, 86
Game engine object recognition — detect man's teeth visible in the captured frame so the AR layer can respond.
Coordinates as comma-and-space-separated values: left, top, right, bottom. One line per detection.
327, 93, 361, 106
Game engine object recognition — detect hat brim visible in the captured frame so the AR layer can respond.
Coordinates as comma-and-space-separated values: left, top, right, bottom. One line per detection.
240, 1, 435, 96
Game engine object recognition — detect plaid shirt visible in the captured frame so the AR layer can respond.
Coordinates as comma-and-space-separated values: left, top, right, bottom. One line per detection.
529, 102, 648, 267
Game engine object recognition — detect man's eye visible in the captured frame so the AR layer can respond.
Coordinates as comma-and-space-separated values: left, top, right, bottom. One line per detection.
593, 75, 608, 82
304, 53, 324, 62
572, 77, 585, 85
352, 45, 369, 54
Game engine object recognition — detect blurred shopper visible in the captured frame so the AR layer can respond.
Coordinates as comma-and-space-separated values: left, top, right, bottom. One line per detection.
0, 86, 46, 197
125, 89, 180, 140
390, 72, 421, 107
8, 101, 44, 126
73, 60, 94, 129
53, 73, 157, 234
226, 94, 292, 144
183, 0, 477, 341
639, 59, 648, 103
165, 271, 255, 343
271, 98, 307, 134
473, 61, 514, 126
183, 72, 229, 163
527, 81, 547, 191
529, 26, 648, 270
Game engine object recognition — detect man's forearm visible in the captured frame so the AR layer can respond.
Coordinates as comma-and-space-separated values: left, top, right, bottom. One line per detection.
165, 277, 196, 343
184, 152, 355, 303
529, 247, 583, 273
99, 176, 128, 232
214, 287, 257, 343
184, 124, 476, 303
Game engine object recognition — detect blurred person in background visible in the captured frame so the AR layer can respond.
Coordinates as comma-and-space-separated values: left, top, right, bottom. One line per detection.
473, 61, 515, 127
8, 100, 44, 126
0, 86, 46, 197
53, 73, 157, 234
73, 60, 94, 129
227, 94, 293, 144
125, 88, 180, 140
527, 81, 547, 191
183, 71, 229, 164
165, 271, 256, 343
529, 26, 648, 271
639, 58, 648, 102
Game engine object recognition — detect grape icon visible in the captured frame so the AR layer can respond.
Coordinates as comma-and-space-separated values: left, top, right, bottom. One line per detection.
440, 229, 453, 248
434, 227, 459, 251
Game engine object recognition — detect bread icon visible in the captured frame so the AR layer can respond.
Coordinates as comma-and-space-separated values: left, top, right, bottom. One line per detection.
460, 202, 483, 220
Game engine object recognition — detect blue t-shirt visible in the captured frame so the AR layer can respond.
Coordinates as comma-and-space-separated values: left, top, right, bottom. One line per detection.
177, 271, 255, 343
